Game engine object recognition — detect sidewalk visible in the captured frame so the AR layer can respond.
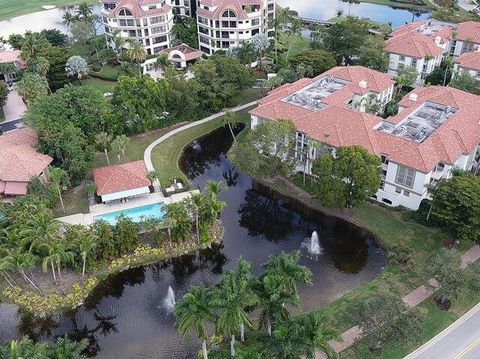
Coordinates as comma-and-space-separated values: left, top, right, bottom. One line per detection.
2, 89, 26, 122
316, 244, 480, 357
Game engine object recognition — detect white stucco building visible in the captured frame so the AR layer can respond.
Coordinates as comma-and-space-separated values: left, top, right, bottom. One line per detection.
101, 0, 174, 56
172, 0, 196, 17
196, 0, 275, 55
453, 51, 480, 82
0, 50, 26, 82
249, 66, 480, 210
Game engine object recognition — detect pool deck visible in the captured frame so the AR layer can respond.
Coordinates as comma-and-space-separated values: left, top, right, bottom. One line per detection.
56, 190, 200, 226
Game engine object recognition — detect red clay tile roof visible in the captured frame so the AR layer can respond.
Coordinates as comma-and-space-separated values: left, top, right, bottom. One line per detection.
456, 21, 480, 43
159, 43, 204, 61
197, 0, 263, 20
455, 51, 480, 71
93, 160, 150, 196
0, 128, 52, 183
251, 71, 480, 173
0, 50, 26, 67
386, 32, 445, 58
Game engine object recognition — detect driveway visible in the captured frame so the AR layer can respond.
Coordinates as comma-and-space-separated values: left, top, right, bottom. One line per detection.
2, 89, 26, 122
404, 302, 480, 359
457, 0, 477, 11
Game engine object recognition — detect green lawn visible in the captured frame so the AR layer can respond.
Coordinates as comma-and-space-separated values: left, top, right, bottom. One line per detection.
81, 78, 117, 94
359, 0, 429, 10
89, 64, 122, 81
277, 32, 311, 59
151, 109, 253, 187
0, 0, 99, 21
0, 108, 5, 123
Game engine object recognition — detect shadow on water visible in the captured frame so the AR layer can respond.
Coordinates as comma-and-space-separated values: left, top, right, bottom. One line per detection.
0, 125, 387, 358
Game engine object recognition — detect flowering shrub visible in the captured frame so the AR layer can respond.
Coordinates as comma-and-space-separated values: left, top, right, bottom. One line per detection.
3, 277, 97, 316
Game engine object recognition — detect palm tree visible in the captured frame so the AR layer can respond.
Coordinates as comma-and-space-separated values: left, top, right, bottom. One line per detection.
236, 42, 256, 65
263, 251, 313, 297
20, 212, 61, 253
285, 19, 302, 62
268, 17, 282, 64
111, 134, 130, 161
299, 311, 340, 359
147, 170, 159, 186
214, 259, 257, 355
223, 111, 237, 144
39, 241, 74, 283
155, 54, 171, 71
111, 30, 126, 60
189, 193, 203, 245
75, 2, 93, 20
124, 39, 147, 74
304, 138, 320, 186
175, 286, 215, 359
0, 248, 41, 293
49, 167, 71, 214
204, 180, 226, 199
161, 216, 177, 247
75, 233, 97, 281
252, 273, 298, 335
21, 33, 48, 61
62, 11, 75, 28
95, 132, 112, 165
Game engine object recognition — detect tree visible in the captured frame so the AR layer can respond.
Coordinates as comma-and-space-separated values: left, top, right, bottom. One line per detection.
285, 19, 302, 61
76, 2, 93, 19
321, 17, 371, 64
65, 55, 89, 84
450, 73, 480, 95
312, 145, 381, 207
251, 33, 270, 68
20, 212, 61, 254
95, 132, 113, 165
348, 292, 423, 354
289, 49, 336, 77
115, 216, 139, 254
70, 20, 95, 45
430, 172, 480, 242
0, 81, 8, 107
124, 39, 147, 73
39, 240, 74, 283
233, 42, 256, 65
358, 36, 388, 72
39, 46, 73, 91
189, 193, 203, 244
147, 170, 158, 185
75, 230, 97, 281
16, 73, 49, 104
223, 111, 238, 144
170, 17, 199, 48
0, 336, 87, 359
41, 29, 68, 47
165, 201, 192, 242
8, 33, 24, 49
49, 167, 71, 214
175, 286, 215, 359
0, 248, 41, 293
62, 11, 76, 28
393, 66, 418, 97
21, 32, 50, 61
111, 134, 130, 161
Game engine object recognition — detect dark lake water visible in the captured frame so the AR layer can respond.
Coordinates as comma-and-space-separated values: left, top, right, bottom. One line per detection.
0, 125, 387, 358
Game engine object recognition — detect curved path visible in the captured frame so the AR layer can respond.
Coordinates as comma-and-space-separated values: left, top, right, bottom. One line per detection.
144, 101, 258, 174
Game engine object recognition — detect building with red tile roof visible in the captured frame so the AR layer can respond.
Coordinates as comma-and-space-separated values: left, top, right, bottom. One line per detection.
196, 0, 275, 55
0, 128, 52, 201
93, 160, 151, 202
453, 51, 480, 82
250, 67, 480, 210
0, 50, 27, 82
157, 43, 204, 68
101, 0, 174, 56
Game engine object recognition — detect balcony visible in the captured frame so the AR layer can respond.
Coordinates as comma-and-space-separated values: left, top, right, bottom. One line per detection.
431, 167, 446, 180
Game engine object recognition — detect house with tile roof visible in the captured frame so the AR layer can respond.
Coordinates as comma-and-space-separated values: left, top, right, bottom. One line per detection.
101, 0, 174, 56
249, 66, 480, 210
196, 0, 275, 55
453, 51, 480, 82
93, 160, 152, 202
0, 50, 27, 82
0, 128, 53, 202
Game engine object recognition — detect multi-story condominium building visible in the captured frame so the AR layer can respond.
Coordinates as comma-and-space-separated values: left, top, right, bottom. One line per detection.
172, 0, 196, 17
386, 20, 453, 86
250, 66, 480, 210
101, 0, 174, 56
196, 0, 275, 55
449, 21, 480, 56
453, 51, 480, 82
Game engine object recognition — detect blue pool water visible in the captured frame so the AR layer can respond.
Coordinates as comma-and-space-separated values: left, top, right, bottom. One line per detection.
94, 202, 166, 225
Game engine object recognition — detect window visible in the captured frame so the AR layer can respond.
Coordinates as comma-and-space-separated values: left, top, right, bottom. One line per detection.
119, 8, 132, 16
411, 58, 417, 68
252, 18, 260, 26
149, 5, 157, 9
395, 187, 402, 194
395, 165, 415, 188
404, 190, 410, 197
151, 26, 166, 34
222, 9, 236, 18
399, 55, 405, 62
119, 19, 126, 26
382, 198, 392, 205
151, 16, 165, 24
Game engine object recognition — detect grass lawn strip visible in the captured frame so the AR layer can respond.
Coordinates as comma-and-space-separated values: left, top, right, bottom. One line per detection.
0, 0, 99, 21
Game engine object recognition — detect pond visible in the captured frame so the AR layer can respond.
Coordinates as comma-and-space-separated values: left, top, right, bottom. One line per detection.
276, 0, 431, 28
0, 125, 387, 358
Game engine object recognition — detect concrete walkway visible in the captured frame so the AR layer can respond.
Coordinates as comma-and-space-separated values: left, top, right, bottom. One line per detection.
457, 0, 477, 11
317, 244, 480, 357
2, 89, 26, 122
143, 101, 258, 172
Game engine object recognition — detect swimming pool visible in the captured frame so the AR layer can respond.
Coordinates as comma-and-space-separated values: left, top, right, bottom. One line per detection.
93, 202, 166, 225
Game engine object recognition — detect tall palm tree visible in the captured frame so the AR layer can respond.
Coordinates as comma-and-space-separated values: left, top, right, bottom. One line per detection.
263, 251, 313, 297
75, 233, 97, 281
304, 138, 320, 186
124, 39, 147, 75
40, 241, 74, 283
175, 286, 215, 359
223, 111, 237, 144
111, 134, 130, 161
189, 193, 203, 245
0, 248, 41, 293
299, 311, 340, 359
204, 180, 226, 199
161, 216, 177, 247
285, 19, 303, 62
20, 212, 61, 254
147, 170, 159, 186
62, 11, 75, 28
268, 17, 282, 64
214, 259, 257, 355
21, 33, 48, 61
95, 132, 112, 165
49, 167, 71, 214
111, 29, 126, 60
75, 2, 93, 20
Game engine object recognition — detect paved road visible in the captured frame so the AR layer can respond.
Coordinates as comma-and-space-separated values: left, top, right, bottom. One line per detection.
0, 118, 23, 132
457, 0, 477, 11
404, 302, 480, 359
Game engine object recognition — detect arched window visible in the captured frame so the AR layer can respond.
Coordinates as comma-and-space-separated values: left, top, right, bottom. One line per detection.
221, 9, 236, 18
119, 8, 133, 16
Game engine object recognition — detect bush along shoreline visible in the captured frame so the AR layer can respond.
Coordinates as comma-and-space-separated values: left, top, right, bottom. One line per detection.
0, 181, 226, 316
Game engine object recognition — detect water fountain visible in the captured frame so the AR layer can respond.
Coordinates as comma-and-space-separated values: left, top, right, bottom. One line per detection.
302, 231, 323, 259
163, 286, 176, 313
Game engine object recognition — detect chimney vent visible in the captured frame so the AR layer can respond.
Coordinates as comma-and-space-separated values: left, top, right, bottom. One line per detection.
359, 80, 367, 89
409, 93, 418, 102
435, 36, 441, 45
